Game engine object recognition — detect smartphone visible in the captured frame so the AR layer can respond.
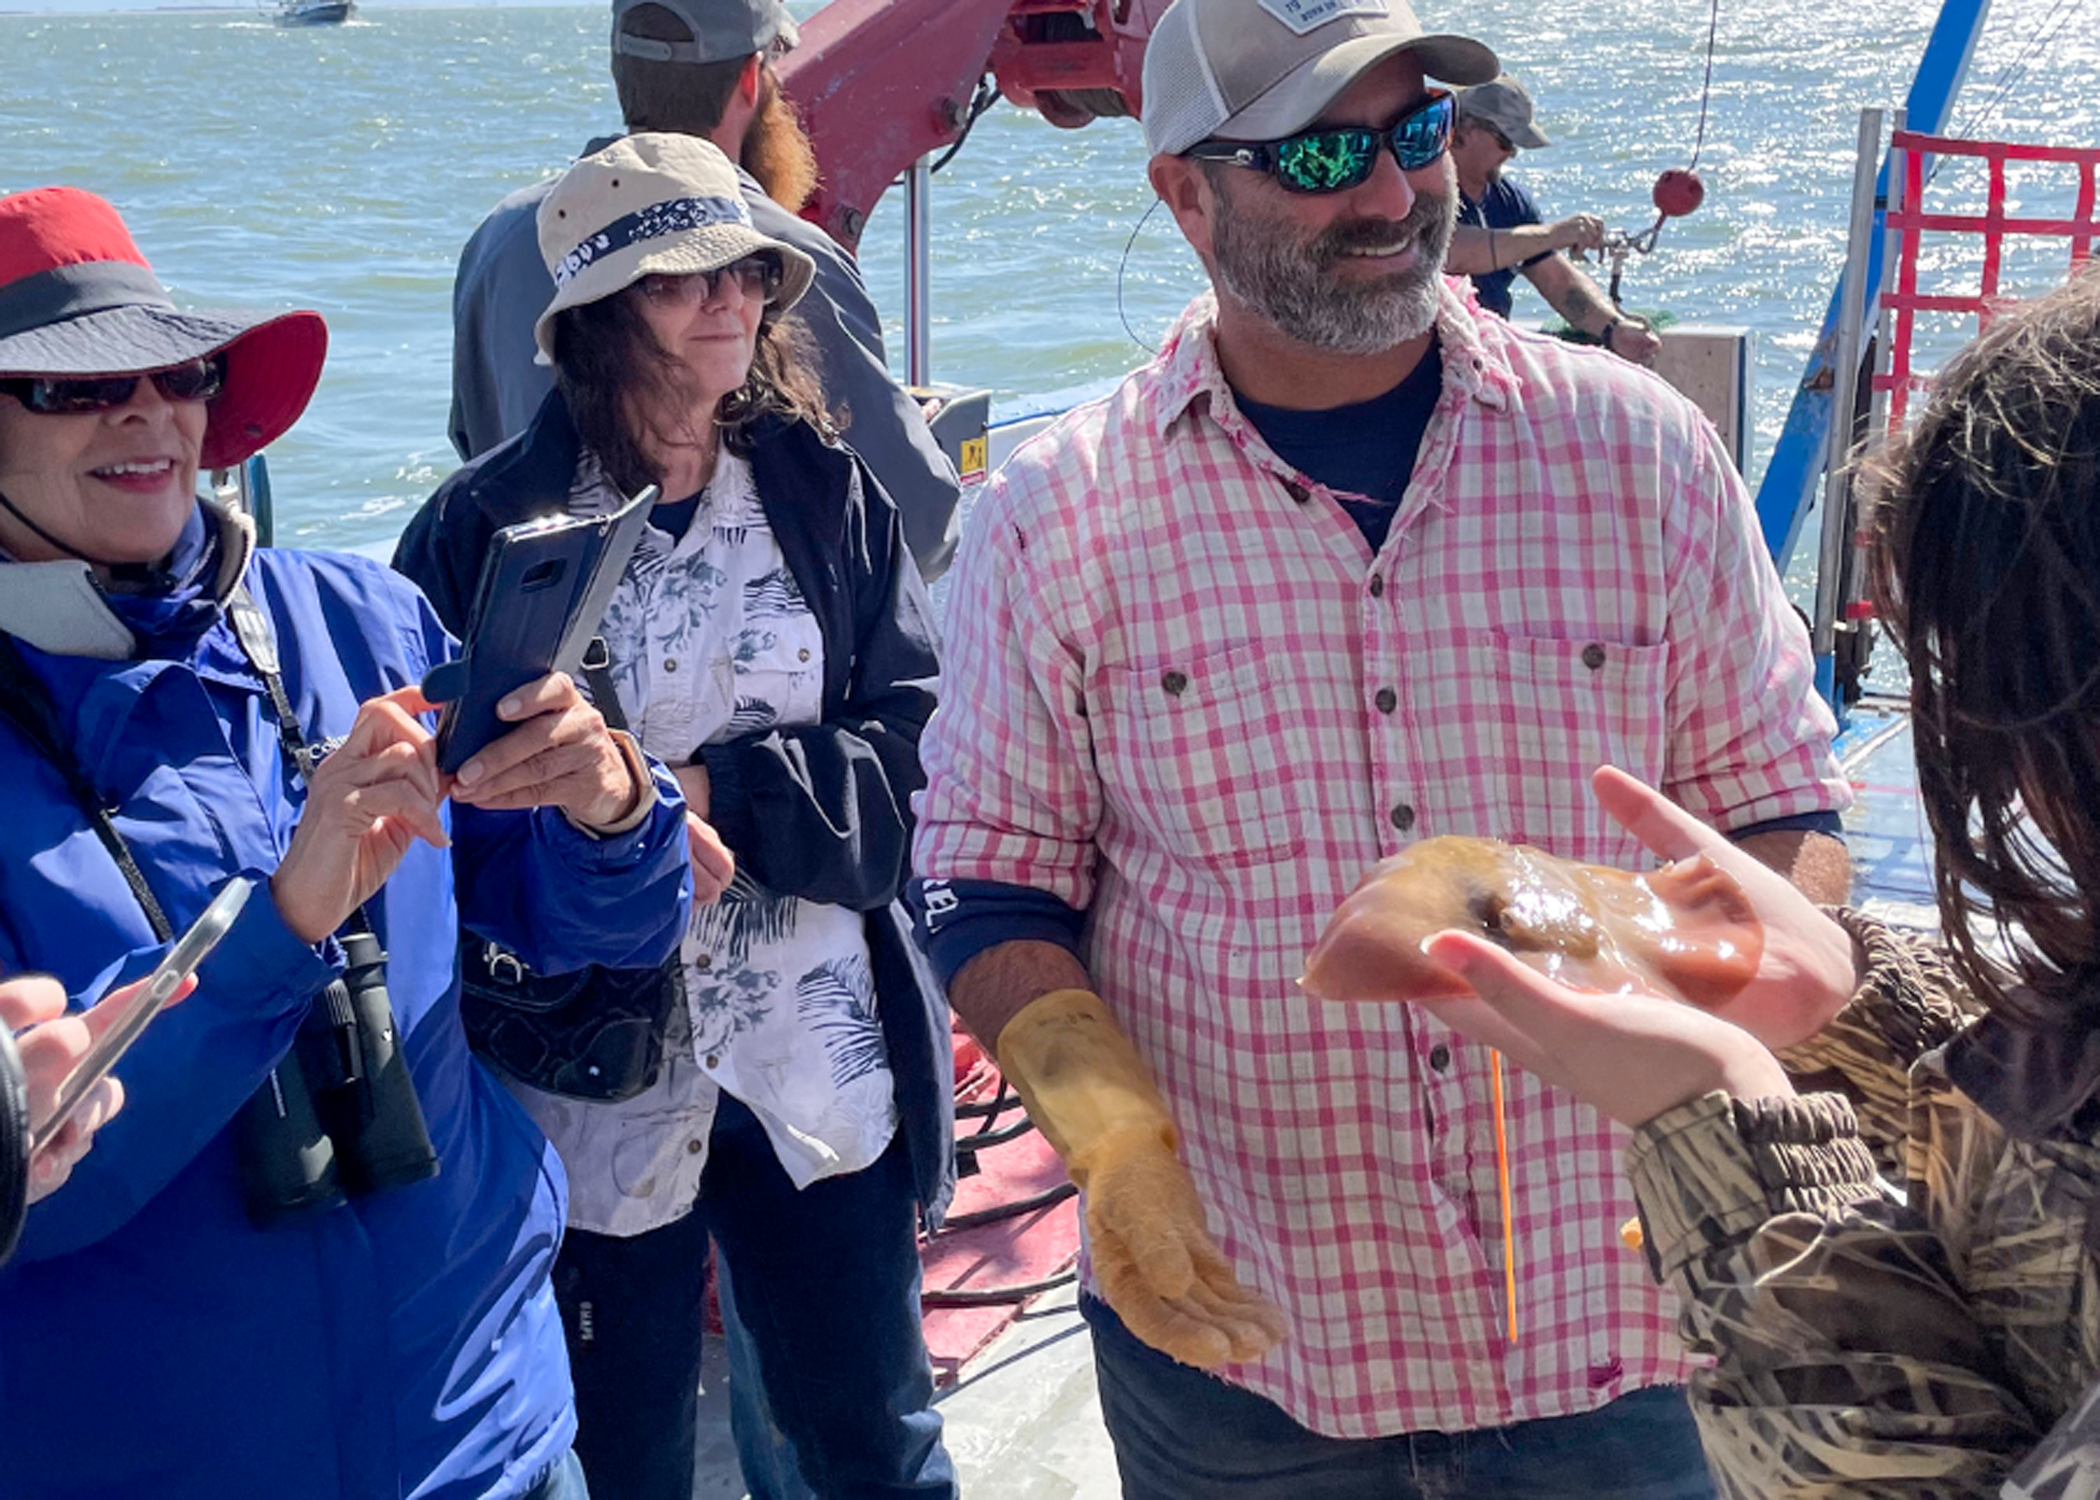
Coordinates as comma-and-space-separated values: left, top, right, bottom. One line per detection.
29, 877, 253, 1158
427, 485, 658, 776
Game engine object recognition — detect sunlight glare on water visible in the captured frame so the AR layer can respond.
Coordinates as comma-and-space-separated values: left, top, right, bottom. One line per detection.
2, 0, 2096, 556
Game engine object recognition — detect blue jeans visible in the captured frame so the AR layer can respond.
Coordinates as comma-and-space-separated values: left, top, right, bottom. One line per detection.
1083, 1296, 1717, 1500
719, 1252, 814, 1500
556, 1093, 956, 1500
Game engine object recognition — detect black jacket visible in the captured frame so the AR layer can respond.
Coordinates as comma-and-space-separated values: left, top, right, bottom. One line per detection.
395, 391, 955, 1223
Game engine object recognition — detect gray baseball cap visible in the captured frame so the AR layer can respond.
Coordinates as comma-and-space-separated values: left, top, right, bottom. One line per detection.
1141, 0, 1498, 158
1456, 74, 1550, 149
610, 0, 797, 66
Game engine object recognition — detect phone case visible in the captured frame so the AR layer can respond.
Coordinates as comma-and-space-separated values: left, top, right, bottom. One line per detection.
427, 486, 657, 776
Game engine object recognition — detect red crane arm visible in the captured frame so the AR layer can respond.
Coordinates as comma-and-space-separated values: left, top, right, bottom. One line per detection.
778, 0, 1169, 253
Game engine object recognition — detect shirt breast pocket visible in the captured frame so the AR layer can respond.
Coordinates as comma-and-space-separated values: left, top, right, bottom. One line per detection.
723, 602, 824, 735
1455, 631, 1671, 861
1093, 643, 1306, 872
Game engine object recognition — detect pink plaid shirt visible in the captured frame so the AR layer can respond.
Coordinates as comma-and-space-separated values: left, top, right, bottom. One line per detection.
914, 285, 1848, 1438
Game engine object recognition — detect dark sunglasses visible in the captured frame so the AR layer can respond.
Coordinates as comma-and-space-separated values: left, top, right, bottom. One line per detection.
1185, 91, 1455, 194
0, 355, 226, 416
637, 256, 784, 307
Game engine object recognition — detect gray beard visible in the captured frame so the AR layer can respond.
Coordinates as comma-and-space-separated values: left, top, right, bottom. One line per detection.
1210, 184, 1455, 355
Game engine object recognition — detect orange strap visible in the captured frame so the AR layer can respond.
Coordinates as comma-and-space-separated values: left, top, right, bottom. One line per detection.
1492, 1048, 1518, 1344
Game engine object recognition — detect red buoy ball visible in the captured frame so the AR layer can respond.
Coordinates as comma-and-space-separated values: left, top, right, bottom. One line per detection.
1653, 169, 1705, 218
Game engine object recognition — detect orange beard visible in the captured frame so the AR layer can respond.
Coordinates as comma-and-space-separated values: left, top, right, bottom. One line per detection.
1301, 836, 1764, 1008
743, 79, 820, 215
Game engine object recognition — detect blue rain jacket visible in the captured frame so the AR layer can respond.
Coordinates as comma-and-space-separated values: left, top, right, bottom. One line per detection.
0, 540, 690, 1499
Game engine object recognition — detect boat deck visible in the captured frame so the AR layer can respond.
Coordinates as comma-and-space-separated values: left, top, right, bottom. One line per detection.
1832, 698, 1940, 933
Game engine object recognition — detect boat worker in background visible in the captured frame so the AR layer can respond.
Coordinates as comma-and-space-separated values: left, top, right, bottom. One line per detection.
1442, 73, 1664, 366
447, 0, 962, 583
907, 0, 1850, 1492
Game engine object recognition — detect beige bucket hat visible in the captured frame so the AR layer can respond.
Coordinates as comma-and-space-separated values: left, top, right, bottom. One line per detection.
532, 133, 815, 363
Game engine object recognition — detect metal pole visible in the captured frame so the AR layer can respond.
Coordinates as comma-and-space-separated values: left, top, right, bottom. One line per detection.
1812, 108, 1885, 708
905, 154, 933, 387
1847, 109, 1908, 625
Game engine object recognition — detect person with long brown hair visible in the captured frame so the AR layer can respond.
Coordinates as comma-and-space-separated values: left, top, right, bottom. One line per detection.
397, 133, 956, 1500
447, 0, 961, 585
1400, 266, 2100, 1495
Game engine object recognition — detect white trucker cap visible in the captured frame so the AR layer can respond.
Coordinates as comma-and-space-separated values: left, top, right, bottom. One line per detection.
1141, 0, 1498, 157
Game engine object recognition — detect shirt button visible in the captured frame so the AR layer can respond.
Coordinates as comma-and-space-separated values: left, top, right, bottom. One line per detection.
1368, 574, 1385, 598
1374, 687, 1397, 715
797, 647, 811, 663
695, 953, 712, 971
686, 1138, 705, 1155
1429, 1044, 1452, 1072
663, 658, 678, 673
705, 1053, 720, 1069
1390, 802, 1416, 832
1582, 642, 1608, 671
1283, 479, 1311, 504
1162, 669, 1189, 696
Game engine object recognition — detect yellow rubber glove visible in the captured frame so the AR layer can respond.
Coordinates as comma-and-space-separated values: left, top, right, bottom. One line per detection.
996, 988, 1289, 1369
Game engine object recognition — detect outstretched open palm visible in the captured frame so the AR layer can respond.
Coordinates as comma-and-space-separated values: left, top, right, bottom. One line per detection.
1587, 766, 1858, 1050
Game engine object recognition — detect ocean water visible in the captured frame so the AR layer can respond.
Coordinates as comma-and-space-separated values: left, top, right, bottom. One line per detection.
4, 0, 2097, 557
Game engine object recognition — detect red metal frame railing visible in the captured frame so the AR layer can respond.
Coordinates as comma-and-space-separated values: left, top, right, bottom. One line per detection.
1878, 130, 2100, 430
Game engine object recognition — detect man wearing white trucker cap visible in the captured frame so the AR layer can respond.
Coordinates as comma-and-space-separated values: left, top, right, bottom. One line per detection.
909, 0, 1851, 1492
1442, 73, 1664, 365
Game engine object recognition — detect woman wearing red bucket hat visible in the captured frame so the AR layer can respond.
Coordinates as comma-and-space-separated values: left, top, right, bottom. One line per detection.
0, 186, 694, 1500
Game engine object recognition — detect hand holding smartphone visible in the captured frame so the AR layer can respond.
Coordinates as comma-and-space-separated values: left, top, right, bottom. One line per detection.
425, 487, 657, 776
29, 877, 253, 1157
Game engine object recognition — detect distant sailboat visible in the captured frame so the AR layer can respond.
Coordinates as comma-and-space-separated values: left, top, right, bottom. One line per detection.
270, 0, 355, 26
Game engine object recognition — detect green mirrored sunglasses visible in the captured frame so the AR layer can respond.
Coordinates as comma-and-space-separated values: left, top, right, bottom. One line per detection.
1185, 91, 1455, 194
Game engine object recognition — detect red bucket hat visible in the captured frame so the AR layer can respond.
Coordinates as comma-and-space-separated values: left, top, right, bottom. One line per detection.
0, 187, 327, 470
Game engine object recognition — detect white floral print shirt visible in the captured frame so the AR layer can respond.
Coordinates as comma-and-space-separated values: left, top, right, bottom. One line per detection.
510, 448, 898, 1238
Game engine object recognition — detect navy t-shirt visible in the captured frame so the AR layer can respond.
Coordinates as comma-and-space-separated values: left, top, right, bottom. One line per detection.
1235, 341, 1444, 553
1459, 176, 1551, 319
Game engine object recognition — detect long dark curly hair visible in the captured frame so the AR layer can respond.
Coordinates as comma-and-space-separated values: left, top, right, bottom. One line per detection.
1865, 267, 2100, 1023
549, 265, 832, 500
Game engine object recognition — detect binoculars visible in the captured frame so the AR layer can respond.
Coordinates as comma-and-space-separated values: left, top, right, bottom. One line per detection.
238, 928, 439, 1226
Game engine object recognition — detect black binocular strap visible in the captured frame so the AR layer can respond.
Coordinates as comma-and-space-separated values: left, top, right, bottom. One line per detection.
0, 635, 174, 944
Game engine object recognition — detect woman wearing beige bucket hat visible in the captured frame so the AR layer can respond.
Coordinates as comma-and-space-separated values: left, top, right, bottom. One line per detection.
397, 134, 958, 1500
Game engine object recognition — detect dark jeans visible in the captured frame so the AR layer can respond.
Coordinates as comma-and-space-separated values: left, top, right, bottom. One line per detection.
1083, 1296, 1718, 1500
556, 1093, 956, 1500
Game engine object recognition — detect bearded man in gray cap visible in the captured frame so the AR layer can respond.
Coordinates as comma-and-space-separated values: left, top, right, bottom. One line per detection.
907, 0, 1849, 1492
1443, 72, 1663, 365
446, 0, 961, 580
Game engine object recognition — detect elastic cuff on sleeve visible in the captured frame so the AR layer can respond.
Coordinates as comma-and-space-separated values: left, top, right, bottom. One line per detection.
1781, 908, 1977, 1076
211, 874, 343, 1018
563, 730, 659, 839
1627, 1090, 1878, 1282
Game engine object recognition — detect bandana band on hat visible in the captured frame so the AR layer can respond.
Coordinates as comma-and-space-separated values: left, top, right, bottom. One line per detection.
551, 194, 752, 288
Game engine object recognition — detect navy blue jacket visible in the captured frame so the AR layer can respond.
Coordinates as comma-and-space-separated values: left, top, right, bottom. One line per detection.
0, 543, 691, 1499
396, 393, 956, 1226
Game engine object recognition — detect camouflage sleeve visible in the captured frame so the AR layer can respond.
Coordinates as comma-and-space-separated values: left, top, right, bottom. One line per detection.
1628, 1091, 2041, 1498
2006, 1377, 2100, 1500
1777, 909, 1979, 1176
